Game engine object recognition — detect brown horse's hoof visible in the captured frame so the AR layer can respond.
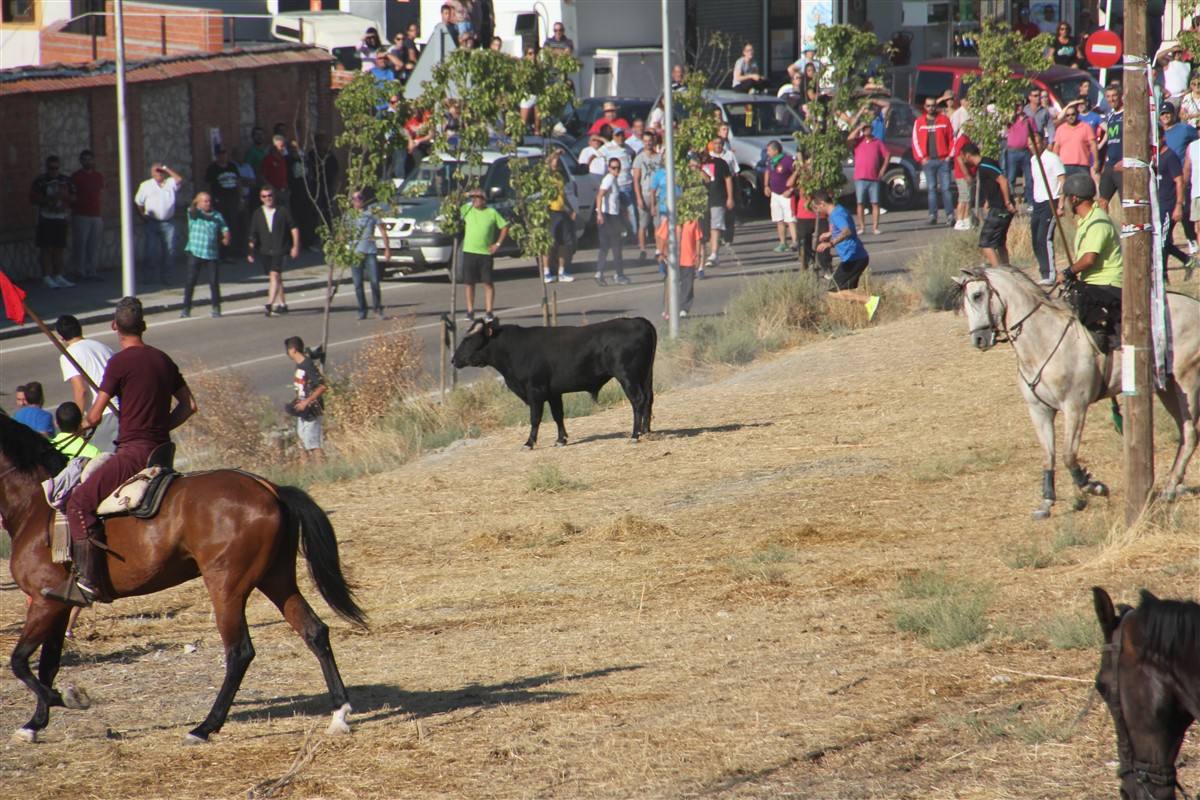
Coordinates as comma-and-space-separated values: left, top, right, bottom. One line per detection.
62, 685, 90, 710
11, 728, 37, 744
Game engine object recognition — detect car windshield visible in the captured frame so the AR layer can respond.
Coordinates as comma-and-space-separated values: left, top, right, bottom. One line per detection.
1048, 75, 1103, 110
401, 159, 490, 198
724, 101, 803, 136
915, 70, 954, 103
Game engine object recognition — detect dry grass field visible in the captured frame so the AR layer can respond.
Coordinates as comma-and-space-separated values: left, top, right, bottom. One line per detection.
2, 302, 1200, 799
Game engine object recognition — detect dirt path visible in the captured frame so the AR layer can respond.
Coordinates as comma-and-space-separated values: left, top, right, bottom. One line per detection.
2, 309, 1198, 799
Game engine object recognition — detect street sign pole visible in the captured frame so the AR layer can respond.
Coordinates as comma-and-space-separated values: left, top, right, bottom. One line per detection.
1121, 0, 1155, 526
661, 0, 679, 338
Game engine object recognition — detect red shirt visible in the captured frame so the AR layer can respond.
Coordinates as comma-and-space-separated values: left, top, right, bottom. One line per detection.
261, 149, 288, 192
588, 116, 631, 136
99, 344, 185, 447
791, 189, 816, 220
71, 169, 104, 216
950, 133, 976, 179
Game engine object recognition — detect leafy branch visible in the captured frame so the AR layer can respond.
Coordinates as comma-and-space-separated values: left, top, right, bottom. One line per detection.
963, 21, 1051, 160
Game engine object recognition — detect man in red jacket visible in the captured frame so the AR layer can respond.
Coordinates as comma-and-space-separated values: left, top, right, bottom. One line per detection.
912, 97, 955, 226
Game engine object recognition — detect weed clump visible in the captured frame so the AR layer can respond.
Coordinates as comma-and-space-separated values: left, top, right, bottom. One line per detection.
894, 570, 990, 649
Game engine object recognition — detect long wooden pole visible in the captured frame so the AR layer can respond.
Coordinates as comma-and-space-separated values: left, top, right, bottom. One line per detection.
1122, 0, 1155, 525
22, 300, 119, 418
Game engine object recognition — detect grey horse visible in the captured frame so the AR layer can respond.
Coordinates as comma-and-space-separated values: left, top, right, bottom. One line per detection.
955, 265, 1200, 518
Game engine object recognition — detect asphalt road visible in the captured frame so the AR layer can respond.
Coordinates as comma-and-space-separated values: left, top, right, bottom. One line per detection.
0, 207, 947, 410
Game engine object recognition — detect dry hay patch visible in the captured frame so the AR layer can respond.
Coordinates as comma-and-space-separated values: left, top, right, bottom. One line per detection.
583, 513, 675, 542
465, 520, 584, 551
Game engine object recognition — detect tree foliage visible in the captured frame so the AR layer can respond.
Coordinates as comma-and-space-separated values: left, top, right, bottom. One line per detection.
1180, 0, 1200, 64
793, 24, 883, 197
670, 71, 718, 222
963, 21, 1051, 160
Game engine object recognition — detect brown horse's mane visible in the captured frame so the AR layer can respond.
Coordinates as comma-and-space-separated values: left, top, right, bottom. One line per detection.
1136, 590, 1200, 669
0, 413, 67, 476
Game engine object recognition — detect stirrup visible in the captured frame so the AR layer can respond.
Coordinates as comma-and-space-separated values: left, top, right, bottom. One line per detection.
42, 572, 97, 608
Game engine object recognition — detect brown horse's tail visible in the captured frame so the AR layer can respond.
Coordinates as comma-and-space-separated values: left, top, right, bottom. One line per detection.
276, 485, 369, 629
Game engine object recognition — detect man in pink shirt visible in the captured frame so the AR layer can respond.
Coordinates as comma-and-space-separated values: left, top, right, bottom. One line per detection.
70, 149, 105, 281
849, 121, 888, 235
1052, 100, 1100, 182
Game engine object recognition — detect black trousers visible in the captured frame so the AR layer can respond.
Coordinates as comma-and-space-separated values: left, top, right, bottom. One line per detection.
1076, 282, 1122, 339
1030, 200, 1056, 280
183, 255, 220, 312
795, 218, 816, 270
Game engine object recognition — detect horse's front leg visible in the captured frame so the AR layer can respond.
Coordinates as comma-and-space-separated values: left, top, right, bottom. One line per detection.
1023, 390, 1058, 520
1157, 379, 1199, 501
10, 599, 73, 743
1062, 402, 1108, 499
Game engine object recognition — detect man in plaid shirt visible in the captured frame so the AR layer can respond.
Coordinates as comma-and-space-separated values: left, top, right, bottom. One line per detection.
181, 191, 230, 318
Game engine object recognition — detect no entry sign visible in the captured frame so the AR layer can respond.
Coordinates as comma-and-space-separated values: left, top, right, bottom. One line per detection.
1085, 30, 1123, 69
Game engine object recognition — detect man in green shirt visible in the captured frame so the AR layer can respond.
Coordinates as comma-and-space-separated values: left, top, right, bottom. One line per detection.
459, 188, 509, 322
1058, 172, 1123, 351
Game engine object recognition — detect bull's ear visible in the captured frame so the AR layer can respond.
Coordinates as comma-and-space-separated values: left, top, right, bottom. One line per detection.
467, 319, 485, 336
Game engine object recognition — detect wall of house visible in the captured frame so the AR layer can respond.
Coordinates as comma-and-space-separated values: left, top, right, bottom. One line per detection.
39, 0, 223, 64
0, 58, 333, 279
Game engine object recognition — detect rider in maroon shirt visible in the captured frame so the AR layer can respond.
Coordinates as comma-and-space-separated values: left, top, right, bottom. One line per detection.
45, 297, 197, 607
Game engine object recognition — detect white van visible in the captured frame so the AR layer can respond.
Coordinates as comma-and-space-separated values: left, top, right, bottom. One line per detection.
270, 11, 381, 70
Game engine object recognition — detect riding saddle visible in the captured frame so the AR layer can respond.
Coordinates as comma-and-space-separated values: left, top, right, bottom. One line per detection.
94, 442, 178, 520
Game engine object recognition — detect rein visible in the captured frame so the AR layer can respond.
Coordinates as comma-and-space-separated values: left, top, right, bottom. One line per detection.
1106, 618, 1192, 800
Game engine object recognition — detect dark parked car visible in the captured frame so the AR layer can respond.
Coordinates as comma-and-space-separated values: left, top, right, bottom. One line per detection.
561, 96, 655, 140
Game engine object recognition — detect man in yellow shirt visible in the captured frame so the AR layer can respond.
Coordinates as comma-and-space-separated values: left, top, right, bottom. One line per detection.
1058, 172, 1123, 351
51, 402, 101, 459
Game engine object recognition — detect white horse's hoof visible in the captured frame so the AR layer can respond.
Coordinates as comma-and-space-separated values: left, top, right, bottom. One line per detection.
183, 733, 207, 746
326, 703, 352, 736
1031, 508, 1051, 520
1162, 487, 1179, 502
62, 685, 91, 710
11, 728, 37, 744
1087, 482, 1109, 497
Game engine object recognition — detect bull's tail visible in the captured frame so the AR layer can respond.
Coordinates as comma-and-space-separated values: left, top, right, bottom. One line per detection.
277, 485, 368, 629
645, 320, 658, 432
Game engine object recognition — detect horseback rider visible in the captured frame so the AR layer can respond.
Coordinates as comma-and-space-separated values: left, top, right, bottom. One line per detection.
1057, 171, 1123, 352
45, 297, 196, 607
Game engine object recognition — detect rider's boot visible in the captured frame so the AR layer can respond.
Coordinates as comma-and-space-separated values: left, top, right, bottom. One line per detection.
42, 535, 104, 607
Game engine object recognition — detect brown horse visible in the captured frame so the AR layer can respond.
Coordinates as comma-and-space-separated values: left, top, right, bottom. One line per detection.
1093, 586, 1199, 800
0, 413, 367, 744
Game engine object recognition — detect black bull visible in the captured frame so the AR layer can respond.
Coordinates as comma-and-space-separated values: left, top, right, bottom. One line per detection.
451, 317, 657, 448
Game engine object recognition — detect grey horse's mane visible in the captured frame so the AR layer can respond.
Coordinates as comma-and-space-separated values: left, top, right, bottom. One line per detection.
960, 264, 1076, 316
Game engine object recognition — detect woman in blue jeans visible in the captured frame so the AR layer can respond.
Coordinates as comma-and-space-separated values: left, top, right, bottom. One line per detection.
349, 191, 392, 320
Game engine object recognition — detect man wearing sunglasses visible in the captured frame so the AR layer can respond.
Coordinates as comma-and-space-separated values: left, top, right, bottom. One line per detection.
247, 187, 299, 317
542, 22, 573, 53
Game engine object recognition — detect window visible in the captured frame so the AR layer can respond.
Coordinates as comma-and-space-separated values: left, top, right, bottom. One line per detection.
2, 0, 36, 24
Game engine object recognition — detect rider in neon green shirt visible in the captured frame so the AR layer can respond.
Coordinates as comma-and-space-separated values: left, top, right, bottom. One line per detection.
1059, 172, 1122, 351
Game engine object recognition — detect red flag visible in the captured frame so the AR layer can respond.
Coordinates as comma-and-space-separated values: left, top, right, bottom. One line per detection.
0, 269, 27, 325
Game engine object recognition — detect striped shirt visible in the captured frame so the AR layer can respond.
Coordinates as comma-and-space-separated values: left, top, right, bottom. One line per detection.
184, 207, 228, 260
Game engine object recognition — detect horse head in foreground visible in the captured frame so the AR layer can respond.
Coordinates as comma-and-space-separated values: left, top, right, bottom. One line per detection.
953, 265, 1200, 518
0, 413, 367, 744
1094, 586, 1199, 800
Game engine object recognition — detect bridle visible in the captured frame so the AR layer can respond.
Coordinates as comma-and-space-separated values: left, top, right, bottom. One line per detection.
965, 272, 1073, 401
1103, 616, 1191, 800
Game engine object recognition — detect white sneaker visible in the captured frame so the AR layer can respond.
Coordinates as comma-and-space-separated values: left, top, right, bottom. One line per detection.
43, 276, 59, 289
953, 219, 970, 231
1189, 240, 1197, 256
54, 275, 75, 288
543, 273, 556, 284
1037, 277, 1055, 287
557, 272, 575, 282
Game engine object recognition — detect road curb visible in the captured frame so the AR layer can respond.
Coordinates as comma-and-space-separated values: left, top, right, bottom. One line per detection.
0, 274, 350, 343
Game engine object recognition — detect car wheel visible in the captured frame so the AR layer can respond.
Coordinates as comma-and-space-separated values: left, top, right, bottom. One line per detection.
882, 167, 915, 209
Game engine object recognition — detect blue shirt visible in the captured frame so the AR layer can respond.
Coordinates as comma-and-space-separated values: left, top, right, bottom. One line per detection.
871, 113, 886, 141
828, 204, 867, 263
1158, 148, 1183, 212
1103, 109, 1124, 167
351, 207, 380, 255
649, 167, 678, 215
1164, 123, 1198, 160
14, 406, 54, 436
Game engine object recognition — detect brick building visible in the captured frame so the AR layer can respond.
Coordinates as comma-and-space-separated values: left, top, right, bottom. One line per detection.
0, 43, 334, 280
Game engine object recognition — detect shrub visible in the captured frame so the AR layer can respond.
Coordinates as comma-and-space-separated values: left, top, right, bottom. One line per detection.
527, 463, 587, 493
894, 571, 990, 649
327, 318, 423, 432
176, 366, 277, 469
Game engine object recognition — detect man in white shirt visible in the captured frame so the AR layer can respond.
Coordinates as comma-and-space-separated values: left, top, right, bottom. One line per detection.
580, 133, 607, 176
134, 162, 183, 285
1028, 130, 1065, 284
54, 313, 118, 452
600, 129, 637, 234
1162, 48, 1190, 105
594, 158, 630, 285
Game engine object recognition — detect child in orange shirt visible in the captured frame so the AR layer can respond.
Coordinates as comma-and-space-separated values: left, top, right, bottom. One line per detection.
662, 218, 704, 319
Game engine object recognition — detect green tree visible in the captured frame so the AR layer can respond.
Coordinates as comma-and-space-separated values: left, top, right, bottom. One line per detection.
670, 70, 718, 223
963, 21, 1051, 159
792, 24, 884, 199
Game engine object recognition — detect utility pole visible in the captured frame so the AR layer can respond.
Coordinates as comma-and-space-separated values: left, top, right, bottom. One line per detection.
661, 0, 679, 338
115, 0, 136, 298
1121, 0, 1154, 526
